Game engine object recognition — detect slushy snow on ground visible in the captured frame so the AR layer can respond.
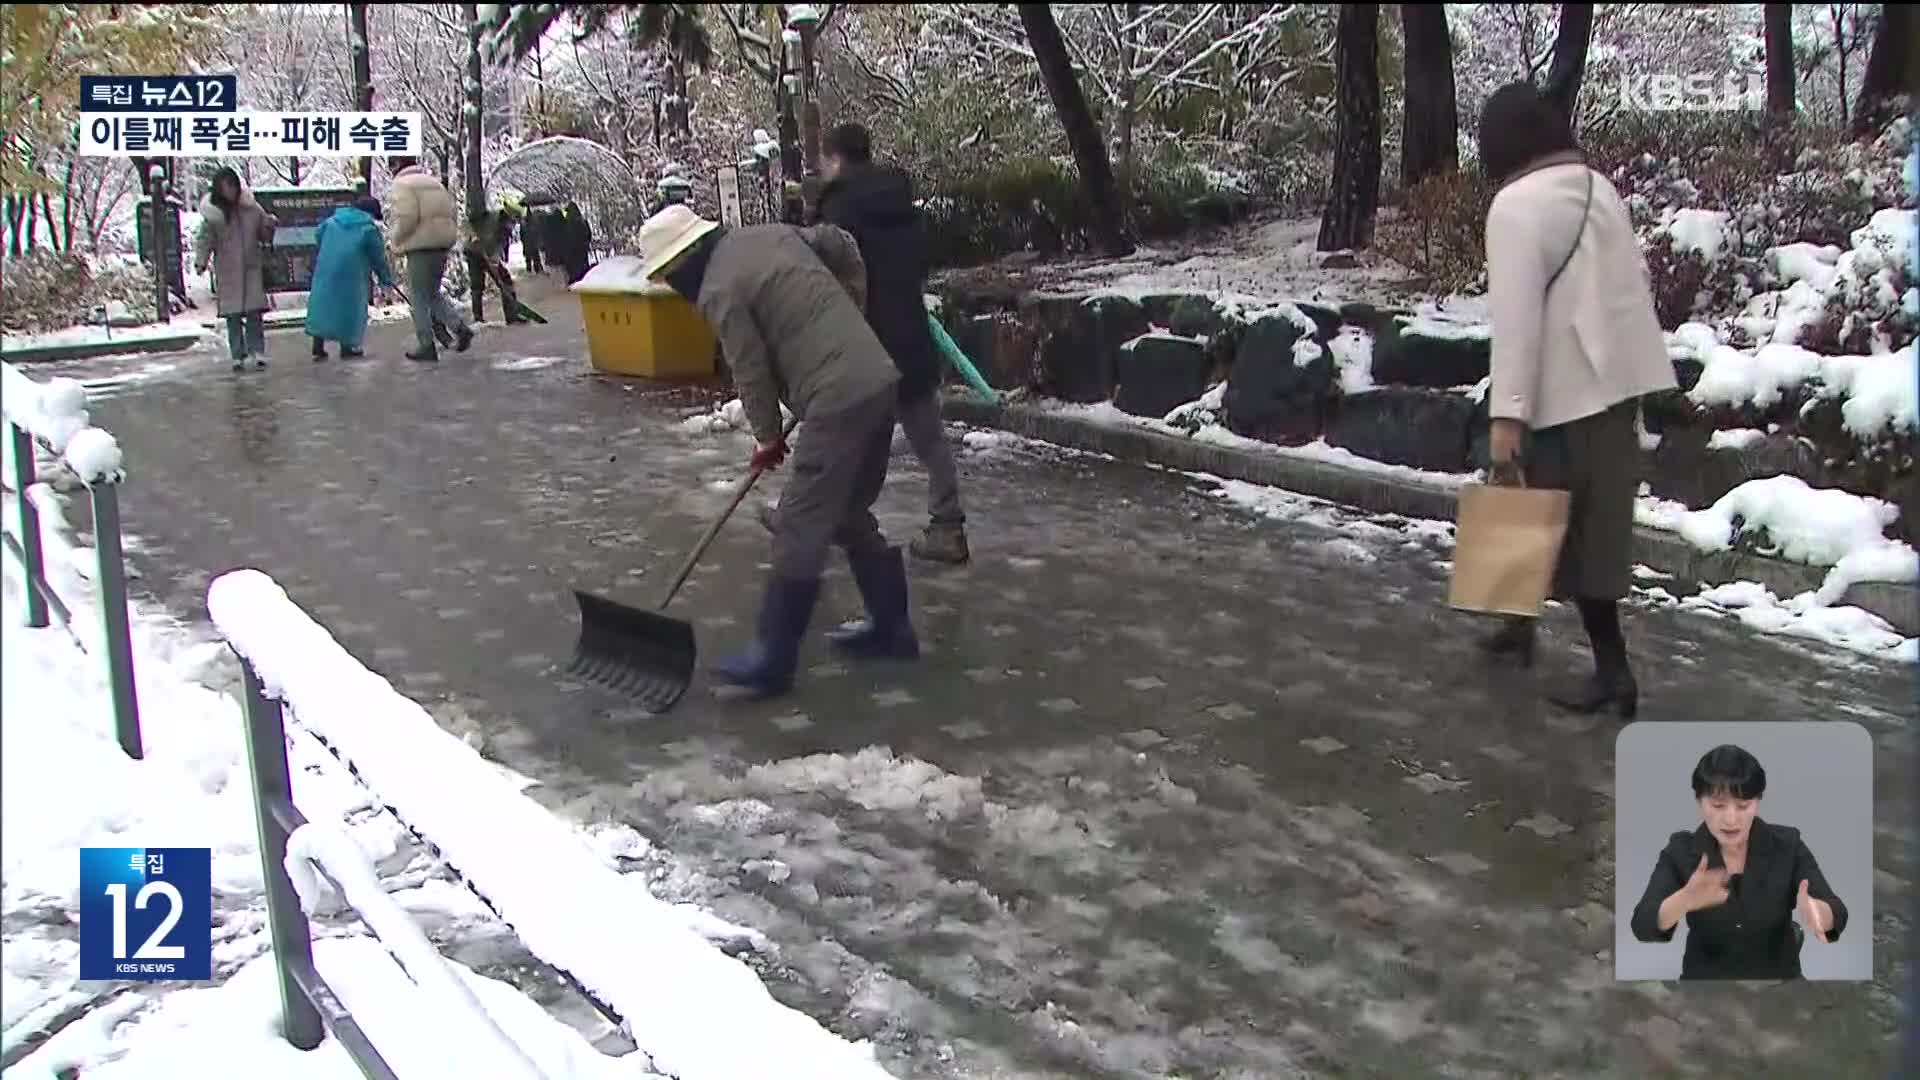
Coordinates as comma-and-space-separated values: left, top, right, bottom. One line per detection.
679, 396, 797, 436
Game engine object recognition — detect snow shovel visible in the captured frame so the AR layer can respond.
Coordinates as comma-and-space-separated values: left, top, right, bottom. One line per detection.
566, 416, 800, 712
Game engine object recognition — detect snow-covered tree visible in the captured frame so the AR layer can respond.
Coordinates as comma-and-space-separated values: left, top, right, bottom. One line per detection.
1851, 3, 1908, 134
1319, 3, 1381, 252
373, 5, 471, 184
212, 6, 354, 187
1401, 4, 1459, 186
0, 4, 222, 192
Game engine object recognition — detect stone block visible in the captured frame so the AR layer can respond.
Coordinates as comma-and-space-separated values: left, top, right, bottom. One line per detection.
1326, 387, 1477, 472
1370, 317, 1491, 389
1114, 334, 1212, 419
1035, 294, 1151, 402
1223, 314, 1335, 444
951, 312, 1039, 392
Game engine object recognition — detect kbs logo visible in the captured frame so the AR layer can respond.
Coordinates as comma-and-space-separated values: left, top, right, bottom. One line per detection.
79, 848, 213, 981
1618, 73, 1766, 113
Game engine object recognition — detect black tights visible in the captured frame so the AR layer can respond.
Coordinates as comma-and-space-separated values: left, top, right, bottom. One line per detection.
1574, 597, 1627, 674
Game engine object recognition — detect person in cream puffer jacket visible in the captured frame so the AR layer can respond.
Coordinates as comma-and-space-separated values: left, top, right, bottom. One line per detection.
384, 156, 471, 361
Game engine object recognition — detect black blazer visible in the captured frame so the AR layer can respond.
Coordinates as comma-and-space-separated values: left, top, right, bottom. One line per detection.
1629, 819, 1848, 980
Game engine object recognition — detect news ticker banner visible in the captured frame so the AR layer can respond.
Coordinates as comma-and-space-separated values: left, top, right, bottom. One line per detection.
78, 847, 213, 981
77, 73, 421, 158
81, 112, 423, 158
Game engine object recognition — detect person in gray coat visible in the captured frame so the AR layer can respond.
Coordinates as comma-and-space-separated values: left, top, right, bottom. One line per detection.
639, 204, 917, 700
192, 167, 279, 371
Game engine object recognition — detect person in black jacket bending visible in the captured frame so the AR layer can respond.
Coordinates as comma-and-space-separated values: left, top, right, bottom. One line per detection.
1629, 744, 1848, 980
767, 123, 971, 565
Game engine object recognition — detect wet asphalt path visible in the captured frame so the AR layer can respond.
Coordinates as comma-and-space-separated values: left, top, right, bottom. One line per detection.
47, 302, 1914, 1079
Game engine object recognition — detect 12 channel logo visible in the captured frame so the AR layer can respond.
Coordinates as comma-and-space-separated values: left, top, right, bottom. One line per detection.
79, 848, 212, 981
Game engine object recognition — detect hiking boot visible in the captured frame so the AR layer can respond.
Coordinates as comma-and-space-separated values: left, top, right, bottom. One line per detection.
910, 521, 970, 565
455, 326, 474, 353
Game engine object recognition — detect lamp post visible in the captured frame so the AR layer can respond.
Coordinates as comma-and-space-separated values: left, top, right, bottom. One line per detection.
786, 4, 824, 174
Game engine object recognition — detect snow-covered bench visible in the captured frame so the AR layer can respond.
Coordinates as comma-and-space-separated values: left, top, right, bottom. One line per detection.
225, 646, 550, 1078
1, 361, 143, 759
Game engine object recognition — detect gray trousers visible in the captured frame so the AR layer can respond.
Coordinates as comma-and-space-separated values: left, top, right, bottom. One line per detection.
223, 312, 265, 361
770, 388, 896, 580
405, 249, 471, 351
897, 390, 964, 525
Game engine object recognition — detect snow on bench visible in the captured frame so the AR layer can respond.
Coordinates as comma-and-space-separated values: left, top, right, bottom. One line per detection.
2, 362, 126, 484
283, 822, 551, 1079
206, 569, 893, 1080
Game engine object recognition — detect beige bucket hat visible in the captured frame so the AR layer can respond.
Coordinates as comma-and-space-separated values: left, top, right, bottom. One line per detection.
637, 204, 720, 280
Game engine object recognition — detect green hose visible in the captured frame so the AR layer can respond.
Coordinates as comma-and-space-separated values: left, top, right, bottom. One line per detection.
925, 311, 999, 404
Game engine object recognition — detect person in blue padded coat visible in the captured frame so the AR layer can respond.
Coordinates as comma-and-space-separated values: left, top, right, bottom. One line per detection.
306, 196, 397, 360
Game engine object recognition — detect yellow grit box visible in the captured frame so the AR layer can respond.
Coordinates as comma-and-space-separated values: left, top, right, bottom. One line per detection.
569, 256, 717, 378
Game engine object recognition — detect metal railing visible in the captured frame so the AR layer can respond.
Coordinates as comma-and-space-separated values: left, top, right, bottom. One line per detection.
237, 658, 548, 1079
2, 362, 143, 759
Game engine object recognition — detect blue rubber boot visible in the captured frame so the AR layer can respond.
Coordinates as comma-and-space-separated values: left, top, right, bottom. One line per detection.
710, 576, 821, 699
825, 546, 921, 660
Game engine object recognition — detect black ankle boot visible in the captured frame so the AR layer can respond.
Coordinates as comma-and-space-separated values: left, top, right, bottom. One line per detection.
1549, 665, 1639, 718
1478, 616, 1536, 667
1552, 598, 1637, 718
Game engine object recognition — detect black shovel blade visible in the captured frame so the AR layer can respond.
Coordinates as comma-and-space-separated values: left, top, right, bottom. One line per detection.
567, 589, 695, 713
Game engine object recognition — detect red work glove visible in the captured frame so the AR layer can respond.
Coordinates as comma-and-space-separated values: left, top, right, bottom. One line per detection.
750, 439, 788, 472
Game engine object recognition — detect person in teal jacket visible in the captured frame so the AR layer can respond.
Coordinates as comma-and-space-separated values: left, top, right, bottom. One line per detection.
306, 197, 397, 360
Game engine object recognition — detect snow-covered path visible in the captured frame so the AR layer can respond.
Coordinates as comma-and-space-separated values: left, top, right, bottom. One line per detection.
40, 315, 1917, 1077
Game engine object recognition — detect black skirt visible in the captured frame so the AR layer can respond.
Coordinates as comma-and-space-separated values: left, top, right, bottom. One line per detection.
1525, 399, 1641, 601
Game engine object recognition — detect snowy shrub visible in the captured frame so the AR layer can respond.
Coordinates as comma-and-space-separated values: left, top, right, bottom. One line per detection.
1128, 140, 1254, 238
1642, 234, 1728, 331
0, 252, 157, 334
1594, 115, 1888, 253
919, 153, 1251, 268
1377, 168, 1495, 295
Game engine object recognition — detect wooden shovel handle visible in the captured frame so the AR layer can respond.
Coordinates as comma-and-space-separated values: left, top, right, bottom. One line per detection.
655, 413, 801, 611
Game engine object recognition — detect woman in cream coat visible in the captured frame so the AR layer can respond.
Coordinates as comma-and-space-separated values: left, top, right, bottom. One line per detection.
1474, 82, 1677, 718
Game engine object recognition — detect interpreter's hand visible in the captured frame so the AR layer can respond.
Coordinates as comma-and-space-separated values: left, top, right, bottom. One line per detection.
1681, 854, 1730, 911
1797, 879, 1831, 939
749, 438, 788, 473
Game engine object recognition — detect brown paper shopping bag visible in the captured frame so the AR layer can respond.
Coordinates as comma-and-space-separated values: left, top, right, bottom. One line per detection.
1448, 481, 1572, 617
